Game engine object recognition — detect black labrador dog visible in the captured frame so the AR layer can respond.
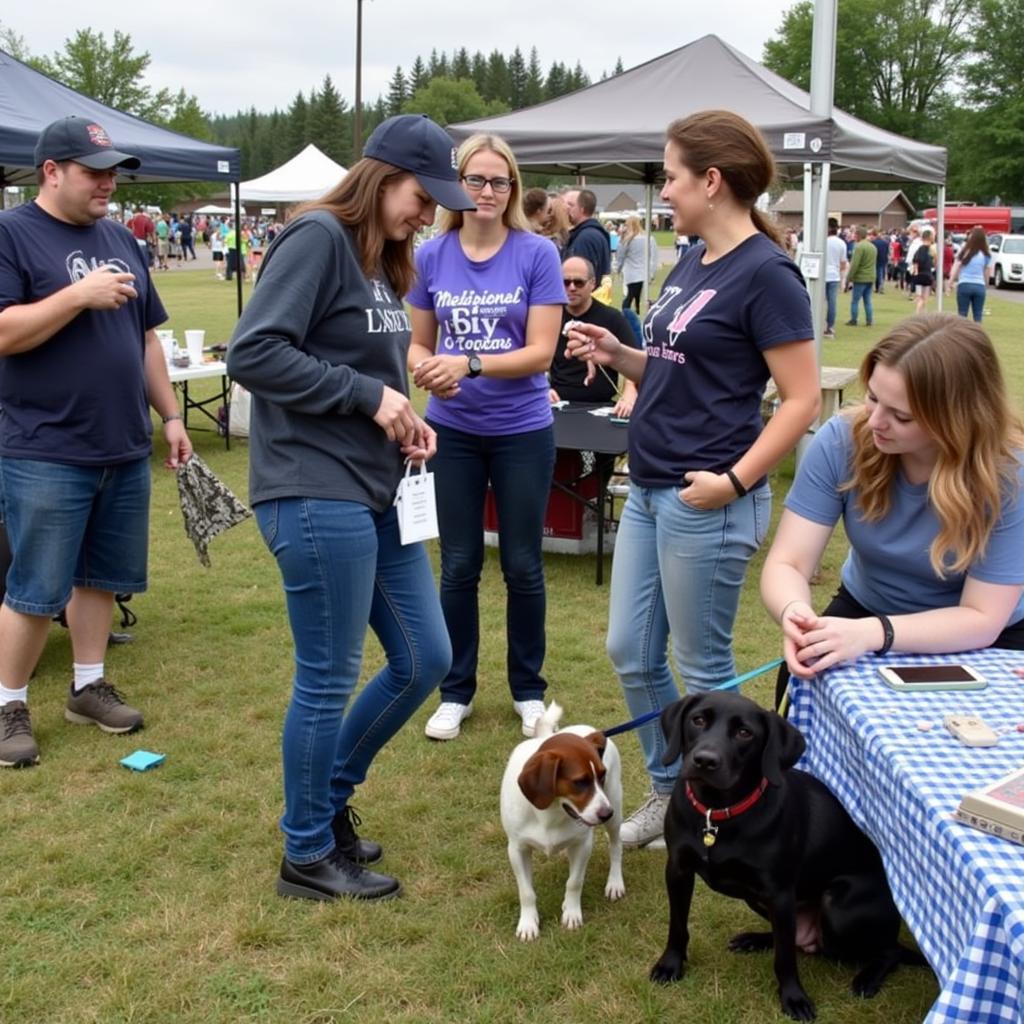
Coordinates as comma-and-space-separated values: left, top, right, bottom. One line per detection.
649, 691, 924, 1021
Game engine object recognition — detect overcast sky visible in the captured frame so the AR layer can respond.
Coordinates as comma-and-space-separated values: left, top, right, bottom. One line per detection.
4, 2, 795, 117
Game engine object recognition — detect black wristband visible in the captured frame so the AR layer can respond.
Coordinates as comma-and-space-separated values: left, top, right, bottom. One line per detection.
725, 468, 748, 497
874, 613, 894, 656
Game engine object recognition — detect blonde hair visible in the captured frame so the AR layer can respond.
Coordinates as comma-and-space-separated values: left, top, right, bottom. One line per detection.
292, 158, 417, 297
436, 133, 531, 234
621, 214, 643, 245
842, 314, 1024, 576
543, 193, 570, 247
665, 109, 782, 247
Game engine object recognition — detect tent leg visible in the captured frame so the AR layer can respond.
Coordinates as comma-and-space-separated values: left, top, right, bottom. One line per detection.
642, 182, 654, 309
935, 185, 945, 312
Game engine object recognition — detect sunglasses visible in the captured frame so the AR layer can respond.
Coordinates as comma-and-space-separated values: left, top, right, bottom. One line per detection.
461, 174, 513, 193
563, 277, 591, 288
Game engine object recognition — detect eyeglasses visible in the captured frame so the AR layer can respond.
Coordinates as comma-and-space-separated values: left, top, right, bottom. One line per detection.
461, 174, 513, 193
563, 277, 591, 288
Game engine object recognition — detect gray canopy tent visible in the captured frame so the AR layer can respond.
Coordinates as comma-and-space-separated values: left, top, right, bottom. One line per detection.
450, 33, 947, 324
0, 47, 245, 311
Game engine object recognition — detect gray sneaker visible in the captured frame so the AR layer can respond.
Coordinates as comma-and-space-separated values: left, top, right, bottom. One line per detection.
0, 701, 40, 767
620, 788, 672, 848
65, 680, 144, 734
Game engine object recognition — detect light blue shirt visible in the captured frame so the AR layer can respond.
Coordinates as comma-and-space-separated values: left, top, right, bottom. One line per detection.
958, 250, 990, 286
785, 416, 1024, 621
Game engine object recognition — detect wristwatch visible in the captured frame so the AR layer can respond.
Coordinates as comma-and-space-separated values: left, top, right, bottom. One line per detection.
466, 353, 483, 378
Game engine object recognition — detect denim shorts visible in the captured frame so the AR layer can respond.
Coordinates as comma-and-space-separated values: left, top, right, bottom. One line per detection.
0, 455, 150, 616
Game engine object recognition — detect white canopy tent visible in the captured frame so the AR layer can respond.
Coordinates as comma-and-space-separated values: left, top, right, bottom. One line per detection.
237, 144, 347, 203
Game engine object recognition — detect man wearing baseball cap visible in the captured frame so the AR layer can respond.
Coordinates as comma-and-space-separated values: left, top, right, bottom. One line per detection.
0, 116, 191, 767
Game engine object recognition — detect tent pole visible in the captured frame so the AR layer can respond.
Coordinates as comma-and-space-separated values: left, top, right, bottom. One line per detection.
232, 182, 243, 316
642, 180, 654, 309
935, 184, 946, 312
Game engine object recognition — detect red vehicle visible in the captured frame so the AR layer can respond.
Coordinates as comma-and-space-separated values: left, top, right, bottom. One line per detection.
922, 204, 1011, 234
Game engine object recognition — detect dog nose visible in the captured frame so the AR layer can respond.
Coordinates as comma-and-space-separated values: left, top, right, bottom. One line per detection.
693, 750, 719, 771
597, 805, 613, 822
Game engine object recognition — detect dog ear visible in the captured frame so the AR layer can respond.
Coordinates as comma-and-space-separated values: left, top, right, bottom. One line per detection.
518, 750, 561, 809
660, 695, 700, 766
584, 731, 607, 761
760, 711, 806, 787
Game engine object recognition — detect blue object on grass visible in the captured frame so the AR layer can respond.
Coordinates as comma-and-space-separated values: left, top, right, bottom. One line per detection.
120, 750, 166, 771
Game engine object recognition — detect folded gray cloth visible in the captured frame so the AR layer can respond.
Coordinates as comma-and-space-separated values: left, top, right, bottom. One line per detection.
176, 454, 251, 567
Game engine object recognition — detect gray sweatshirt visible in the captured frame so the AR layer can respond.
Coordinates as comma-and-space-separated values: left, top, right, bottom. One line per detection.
227, 211, 412, 511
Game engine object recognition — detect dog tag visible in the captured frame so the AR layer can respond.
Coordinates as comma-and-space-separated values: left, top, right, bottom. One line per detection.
703, 808, 718, 847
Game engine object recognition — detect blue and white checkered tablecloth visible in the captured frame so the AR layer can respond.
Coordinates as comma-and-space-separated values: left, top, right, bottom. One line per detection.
788, 650, 1024, 1023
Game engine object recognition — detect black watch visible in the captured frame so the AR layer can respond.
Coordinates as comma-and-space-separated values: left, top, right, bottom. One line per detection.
466, 353, 483, 378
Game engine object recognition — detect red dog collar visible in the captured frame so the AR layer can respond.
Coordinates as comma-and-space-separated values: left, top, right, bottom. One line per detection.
685, 777, 769, 847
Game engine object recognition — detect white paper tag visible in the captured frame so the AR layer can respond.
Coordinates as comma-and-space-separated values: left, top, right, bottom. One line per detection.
393, 461, 439, 545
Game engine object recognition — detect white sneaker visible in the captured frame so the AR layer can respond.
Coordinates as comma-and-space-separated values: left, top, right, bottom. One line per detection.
424, 702, 472, 741
512, 699, 546, 737
620, 789, 671, 848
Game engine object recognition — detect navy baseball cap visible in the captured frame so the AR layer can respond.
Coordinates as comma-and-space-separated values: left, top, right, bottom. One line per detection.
34, 116, 141, 171
363, 115, 475, 211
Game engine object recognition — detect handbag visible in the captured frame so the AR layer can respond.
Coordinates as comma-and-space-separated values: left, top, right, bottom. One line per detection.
393, 460, 439, 545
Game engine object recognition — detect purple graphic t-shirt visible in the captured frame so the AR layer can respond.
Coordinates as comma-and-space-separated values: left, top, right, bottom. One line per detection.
628, 232, 813, 488
408, 229, 565, 435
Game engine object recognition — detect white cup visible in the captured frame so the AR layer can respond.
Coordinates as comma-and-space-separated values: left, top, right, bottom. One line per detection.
184, 329, 205, 366
159, 335, 175, 362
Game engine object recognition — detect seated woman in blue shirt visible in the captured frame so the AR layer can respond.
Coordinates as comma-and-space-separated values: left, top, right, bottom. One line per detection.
761, 314, 1024, 698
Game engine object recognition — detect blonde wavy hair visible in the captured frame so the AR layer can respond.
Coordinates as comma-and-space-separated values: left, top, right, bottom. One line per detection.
621, 214, 643, 246
436, 133, 531, 234
842, 314, 1024, 576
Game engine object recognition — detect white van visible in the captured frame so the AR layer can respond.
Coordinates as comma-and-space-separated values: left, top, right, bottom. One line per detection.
988, 234, 1024, 288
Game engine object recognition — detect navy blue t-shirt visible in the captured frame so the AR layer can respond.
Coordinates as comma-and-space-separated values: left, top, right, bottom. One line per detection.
0, 202, 167, 465
629, 232, 813, 487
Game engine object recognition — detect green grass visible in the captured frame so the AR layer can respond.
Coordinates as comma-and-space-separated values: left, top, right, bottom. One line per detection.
3, 268, 1022, 1023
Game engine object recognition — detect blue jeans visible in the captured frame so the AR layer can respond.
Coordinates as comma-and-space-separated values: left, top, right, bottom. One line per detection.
606, 483, 771, 792
429, 421, 555, 705
957, 282, 986, 322
825, 280, 839, 330
254, 498, 451, 864
850, 282, 873, 325
0, 455, 150, 616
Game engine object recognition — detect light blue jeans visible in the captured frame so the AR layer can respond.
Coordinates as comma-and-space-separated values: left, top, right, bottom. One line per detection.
254, 498, 451, 864
606, 483, 771, 792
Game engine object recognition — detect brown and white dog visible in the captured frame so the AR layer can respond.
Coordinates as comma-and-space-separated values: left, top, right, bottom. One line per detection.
499, 702, 625, 941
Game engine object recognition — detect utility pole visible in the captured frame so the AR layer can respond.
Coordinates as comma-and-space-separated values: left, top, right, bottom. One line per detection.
353, 0, 364, 157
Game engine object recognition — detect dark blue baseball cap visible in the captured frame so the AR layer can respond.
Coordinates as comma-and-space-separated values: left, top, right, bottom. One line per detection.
34, 116, 141, 171
363, 115, 475, 211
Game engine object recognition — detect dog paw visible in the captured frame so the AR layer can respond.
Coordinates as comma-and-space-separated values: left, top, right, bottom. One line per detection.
780, 986, 816, 1021
604, 876, 626, 901
649, 953, 685, 984
515, 914, 540, 942
561, 907, 584, 930
728, 930, 773, 953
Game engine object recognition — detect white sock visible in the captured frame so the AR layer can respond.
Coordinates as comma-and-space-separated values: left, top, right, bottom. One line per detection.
72, 663, 105, 693
0, 683, 28, 706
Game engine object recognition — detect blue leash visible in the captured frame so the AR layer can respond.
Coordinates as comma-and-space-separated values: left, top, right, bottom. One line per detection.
600, 657, 784, 738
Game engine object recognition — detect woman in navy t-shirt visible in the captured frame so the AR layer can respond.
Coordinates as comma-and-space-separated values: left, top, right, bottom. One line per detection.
564, 110, 819, 847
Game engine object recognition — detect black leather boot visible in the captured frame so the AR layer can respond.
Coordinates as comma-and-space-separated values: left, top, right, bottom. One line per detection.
332, 805, 383, 865
277, 848, 400, 902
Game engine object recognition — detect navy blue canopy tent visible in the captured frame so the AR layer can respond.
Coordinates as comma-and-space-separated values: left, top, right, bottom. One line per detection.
0, 48, 240, 185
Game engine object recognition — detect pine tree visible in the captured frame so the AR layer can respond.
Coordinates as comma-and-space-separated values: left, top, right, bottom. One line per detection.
525, 47, 544, 106
309, 74, 350, 166
545, 61, 568, 99
614, 56, 624, 75
409, 56, 428, 94
484, 50, 510, 104
470, 51, 488, 97
569, 61, 590, 91
451, 47, 471, 80
387, 65, 407, 116
508, 47, 527, 108
286, 91, 310, 156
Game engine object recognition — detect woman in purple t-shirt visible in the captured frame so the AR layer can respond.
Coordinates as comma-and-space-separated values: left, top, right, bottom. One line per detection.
564, 111, 820, 848
408, 134, 565, 743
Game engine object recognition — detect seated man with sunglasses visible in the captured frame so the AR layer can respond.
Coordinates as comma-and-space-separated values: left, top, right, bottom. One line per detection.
549, 256, 640, 415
